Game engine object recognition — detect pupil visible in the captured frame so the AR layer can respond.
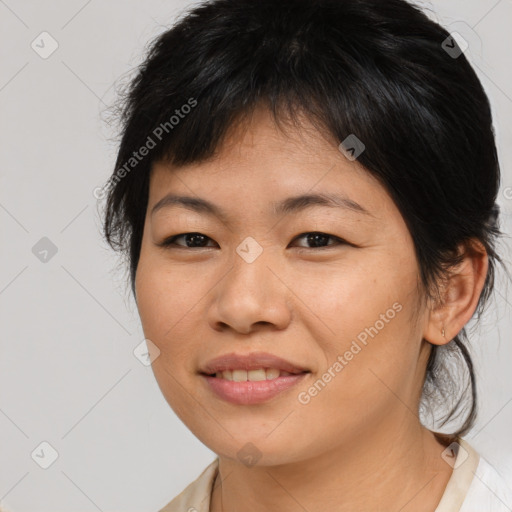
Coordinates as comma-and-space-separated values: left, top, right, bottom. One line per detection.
188, 233, 207, 247
308, 233, 328, 247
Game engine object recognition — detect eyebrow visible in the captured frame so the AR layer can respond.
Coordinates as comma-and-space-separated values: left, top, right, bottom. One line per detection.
150, 192, 374, 220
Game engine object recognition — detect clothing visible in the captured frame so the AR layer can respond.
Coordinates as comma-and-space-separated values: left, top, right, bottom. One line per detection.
159, 438, 512, 512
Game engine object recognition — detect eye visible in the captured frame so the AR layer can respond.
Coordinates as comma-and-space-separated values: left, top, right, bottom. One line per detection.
290, 232, 347, 249
158, 232, 218, 249
157, 231, 348, 250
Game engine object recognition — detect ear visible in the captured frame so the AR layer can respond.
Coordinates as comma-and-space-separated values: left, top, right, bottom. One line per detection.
423, 239, 489, 346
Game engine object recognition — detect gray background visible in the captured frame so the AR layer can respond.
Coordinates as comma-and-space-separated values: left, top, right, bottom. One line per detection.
1, 0, 511, 510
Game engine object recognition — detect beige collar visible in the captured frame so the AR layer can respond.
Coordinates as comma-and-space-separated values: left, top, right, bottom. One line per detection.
434, 437, 480, 512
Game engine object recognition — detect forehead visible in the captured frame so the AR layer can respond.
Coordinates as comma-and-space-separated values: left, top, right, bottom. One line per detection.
147, 106, 396, 226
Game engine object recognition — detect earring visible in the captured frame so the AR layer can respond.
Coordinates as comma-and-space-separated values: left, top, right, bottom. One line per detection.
441, 327, 446, 338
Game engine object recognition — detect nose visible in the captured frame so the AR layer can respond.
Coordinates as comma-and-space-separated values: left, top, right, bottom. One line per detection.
207, 249, 292, 334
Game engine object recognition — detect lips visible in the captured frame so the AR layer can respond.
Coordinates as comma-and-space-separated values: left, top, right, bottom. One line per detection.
198, 352, 311, 404
199, 351, 310, 375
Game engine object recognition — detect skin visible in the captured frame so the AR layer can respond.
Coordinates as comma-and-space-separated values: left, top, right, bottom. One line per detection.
135, 105, 488, 512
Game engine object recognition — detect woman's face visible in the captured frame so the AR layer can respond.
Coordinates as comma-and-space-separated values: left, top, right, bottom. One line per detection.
135, 107, 431, 465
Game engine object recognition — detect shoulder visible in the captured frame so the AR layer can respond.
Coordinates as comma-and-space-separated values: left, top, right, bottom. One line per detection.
435, 437, 512, 512
460, 453, 512, 512
158, 458, 219, 512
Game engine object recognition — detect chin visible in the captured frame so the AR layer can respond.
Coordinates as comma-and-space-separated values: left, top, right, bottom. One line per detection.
200, 433, 310, 467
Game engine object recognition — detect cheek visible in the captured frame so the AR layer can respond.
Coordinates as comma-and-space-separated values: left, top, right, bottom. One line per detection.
136, 250, 196, 330
135, 255, 204, 418
292, 305, 421, 449
302, 256, 422, 393
294, 256, 408, 339
135, 253, 199, 366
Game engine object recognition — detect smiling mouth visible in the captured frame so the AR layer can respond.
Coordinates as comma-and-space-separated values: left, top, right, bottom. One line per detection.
201, 368, 310, 381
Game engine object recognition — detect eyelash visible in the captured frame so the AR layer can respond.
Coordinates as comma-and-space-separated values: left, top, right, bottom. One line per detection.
158, 232, 348, 250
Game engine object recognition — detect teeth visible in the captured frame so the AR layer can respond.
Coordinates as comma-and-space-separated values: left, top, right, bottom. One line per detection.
247, 369, 267, 381
265, 368, 280, 380
216, 370, 232, 380
214, 368, 295, 381
232, 369, 248, 382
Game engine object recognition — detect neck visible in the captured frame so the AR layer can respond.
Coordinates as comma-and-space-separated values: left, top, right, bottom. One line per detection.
211, 422, 454, 512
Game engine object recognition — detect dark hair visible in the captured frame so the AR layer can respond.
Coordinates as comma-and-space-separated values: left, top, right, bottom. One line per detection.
101, 0, 509, 437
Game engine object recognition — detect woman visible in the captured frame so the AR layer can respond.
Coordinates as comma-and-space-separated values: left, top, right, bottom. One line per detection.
101, 0, 512, 510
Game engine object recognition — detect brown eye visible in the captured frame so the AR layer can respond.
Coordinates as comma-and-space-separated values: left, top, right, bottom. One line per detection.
159, 232, 217, 248
291, 232, 346, 249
